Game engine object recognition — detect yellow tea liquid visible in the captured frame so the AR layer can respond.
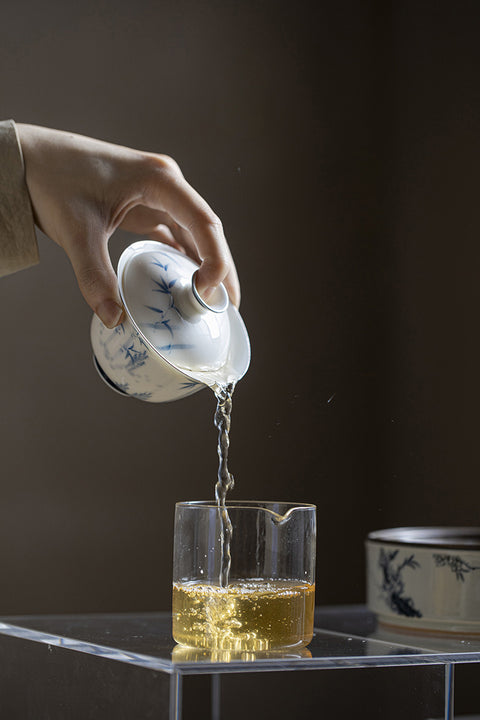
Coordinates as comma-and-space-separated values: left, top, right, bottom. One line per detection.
172, 578, 315, 651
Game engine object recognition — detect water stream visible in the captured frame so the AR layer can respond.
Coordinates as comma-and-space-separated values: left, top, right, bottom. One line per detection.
213, 382, 236, 587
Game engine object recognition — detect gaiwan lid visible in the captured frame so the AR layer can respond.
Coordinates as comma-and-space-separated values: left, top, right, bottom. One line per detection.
118, 240, 250, 386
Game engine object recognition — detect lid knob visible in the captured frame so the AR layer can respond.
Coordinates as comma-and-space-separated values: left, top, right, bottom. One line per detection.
172, 271, 229, 323
191, 271, 229, 314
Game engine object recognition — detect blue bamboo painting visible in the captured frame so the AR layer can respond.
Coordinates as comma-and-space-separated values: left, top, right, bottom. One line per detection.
94, 249, 206, 401
122, 343, 148, 370
179, 380, 200, 390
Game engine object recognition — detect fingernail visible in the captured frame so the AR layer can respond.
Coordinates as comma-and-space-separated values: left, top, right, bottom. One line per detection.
97, 299, 124, 328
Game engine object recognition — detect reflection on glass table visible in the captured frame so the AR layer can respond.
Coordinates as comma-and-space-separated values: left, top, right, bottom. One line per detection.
0, 606, 478, 720
0, 605, 479, 675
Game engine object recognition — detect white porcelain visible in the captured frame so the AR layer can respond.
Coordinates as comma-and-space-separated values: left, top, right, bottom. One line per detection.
91, 240, 250, 402
366, 527, 480, 635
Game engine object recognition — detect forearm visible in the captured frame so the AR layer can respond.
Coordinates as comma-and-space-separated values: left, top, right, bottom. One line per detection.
0, 119, 38, 277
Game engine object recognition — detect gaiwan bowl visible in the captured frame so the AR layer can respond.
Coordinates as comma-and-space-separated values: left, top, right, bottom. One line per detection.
366, 527, 480, 635
91, 240, 250, 403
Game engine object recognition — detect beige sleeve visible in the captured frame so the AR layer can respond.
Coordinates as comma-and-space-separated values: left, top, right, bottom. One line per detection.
0, 119, 39, 277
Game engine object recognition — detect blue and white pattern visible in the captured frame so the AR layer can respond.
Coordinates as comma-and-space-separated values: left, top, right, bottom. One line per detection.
378, 548, 422, 618
91, 311, 204, 404
140, 260, 189, 355
89, 248, 210, 402
367, 534, 480, 633
433, 553, 480, 582
151, 250, 181, 272
123, 249, 230, 373
121, 342, 148, 371
179, 380, 201, 390
130, 391, 154, 401
90, 240, 248, 403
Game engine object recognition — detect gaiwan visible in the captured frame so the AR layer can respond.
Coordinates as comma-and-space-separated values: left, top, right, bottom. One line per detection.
366, 527, 480, 635
91, 240, 250, 402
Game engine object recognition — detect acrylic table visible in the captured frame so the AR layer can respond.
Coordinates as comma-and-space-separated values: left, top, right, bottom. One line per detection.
0, 606, 479, 720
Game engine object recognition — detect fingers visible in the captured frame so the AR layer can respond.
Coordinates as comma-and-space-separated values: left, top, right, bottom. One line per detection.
121, 205, 202, 263
221, 250, 241, 307
141, 157, 241, 307
152, 221, 241, 306
65, 229, 125, 328
147, 225, 182, 251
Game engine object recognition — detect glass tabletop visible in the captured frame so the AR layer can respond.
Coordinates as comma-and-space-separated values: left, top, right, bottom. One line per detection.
0, 606, 479, 675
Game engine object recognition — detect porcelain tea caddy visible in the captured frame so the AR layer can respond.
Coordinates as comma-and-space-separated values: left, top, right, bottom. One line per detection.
90, 240, 250, 402
366, 527, 480, 635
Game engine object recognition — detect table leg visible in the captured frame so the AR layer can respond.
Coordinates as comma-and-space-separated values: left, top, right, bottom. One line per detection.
211, 674, 221, 720
170, 672, 183, 720
445, 664, 454, 720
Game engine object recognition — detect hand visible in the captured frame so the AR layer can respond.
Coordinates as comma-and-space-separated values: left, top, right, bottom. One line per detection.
17, 124, 240, 327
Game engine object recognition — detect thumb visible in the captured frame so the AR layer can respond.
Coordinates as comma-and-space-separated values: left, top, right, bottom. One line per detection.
66, 233, 125, 328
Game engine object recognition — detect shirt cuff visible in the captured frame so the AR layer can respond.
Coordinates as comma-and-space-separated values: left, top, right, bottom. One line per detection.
0, 119, 39, 278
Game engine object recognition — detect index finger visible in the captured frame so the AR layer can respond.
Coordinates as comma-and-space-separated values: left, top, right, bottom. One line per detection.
140, 156, 241, 306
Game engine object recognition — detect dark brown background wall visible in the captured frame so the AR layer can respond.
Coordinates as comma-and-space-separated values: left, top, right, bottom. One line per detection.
0, 0, 478, 614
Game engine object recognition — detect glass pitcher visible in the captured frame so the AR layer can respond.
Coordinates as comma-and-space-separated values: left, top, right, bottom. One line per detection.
172, 500, 316, 651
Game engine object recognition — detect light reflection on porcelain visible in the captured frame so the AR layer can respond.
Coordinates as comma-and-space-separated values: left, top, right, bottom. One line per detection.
90, 240, 250, 403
